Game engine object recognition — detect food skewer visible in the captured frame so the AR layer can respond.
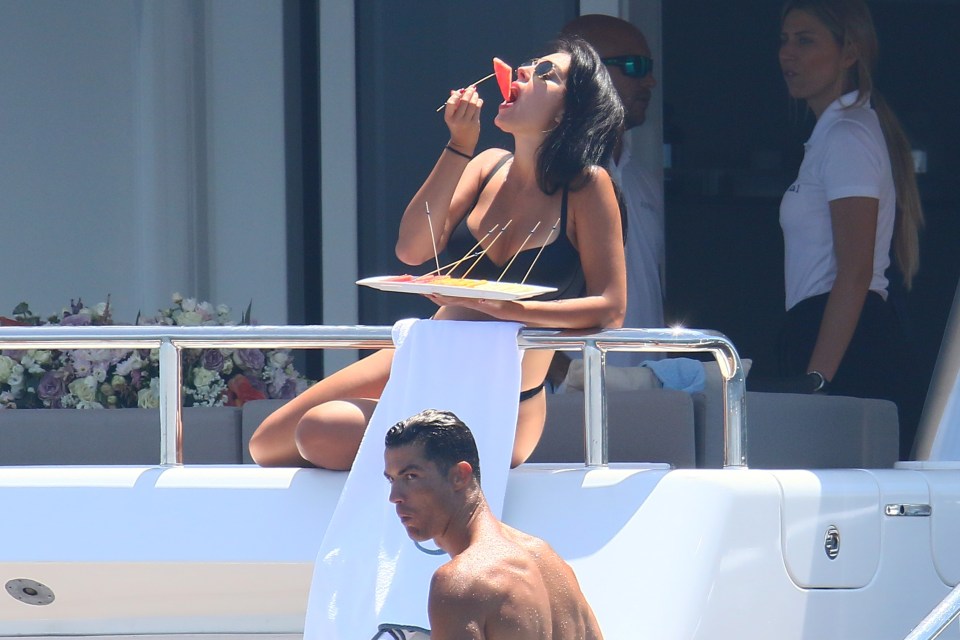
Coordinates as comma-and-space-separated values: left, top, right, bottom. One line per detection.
435, 72, 497, 112
520, 218, 561, 285
424, 201, 441, 273
422, 253, 482, 276
442, 224, 502, 276
462, 220, 512, 279
497, 221, 541, 282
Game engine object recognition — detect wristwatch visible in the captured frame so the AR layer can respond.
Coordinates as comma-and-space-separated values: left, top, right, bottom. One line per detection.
807, 370, 828, 393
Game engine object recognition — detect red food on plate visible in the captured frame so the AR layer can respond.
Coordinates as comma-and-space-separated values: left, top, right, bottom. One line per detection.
493, 57, 512, 101
381, 275, 415, 282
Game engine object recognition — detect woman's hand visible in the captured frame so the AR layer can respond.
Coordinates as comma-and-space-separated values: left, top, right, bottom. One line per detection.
443, 85, 482, 155
424, 293, 512, 320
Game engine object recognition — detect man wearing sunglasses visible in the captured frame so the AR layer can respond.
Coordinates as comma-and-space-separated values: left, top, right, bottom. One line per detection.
561, 15, 665, 367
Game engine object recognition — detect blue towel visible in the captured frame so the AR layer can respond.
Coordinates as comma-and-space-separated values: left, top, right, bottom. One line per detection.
641, 358, 705, 393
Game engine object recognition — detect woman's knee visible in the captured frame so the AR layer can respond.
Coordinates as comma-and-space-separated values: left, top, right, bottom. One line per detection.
294, 401, 371, 470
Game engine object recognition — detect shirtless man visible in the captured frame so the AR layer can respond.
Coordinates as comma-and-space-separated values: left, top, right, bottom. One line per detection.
383, 409, 604, 639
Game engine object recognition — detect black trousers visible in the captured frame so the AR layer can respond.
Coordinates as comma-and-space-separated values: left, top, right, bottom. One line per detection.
778, 291, 922, 458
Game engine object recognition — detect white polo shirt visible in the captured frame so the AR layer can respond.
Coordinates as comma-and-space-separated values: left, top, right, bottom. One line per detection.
780, 91, 895, 311
607, 134, 666, 366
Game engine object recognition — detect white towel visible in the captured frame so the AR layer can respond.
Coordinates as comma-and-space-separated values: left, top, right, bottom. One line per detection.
303, 319, 523, 639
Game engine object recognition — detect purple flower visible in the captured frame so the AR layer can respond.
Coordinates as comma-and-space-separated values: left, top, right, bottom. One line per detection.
278, 378, 298, 399
60, 314, 91, 326
234, 349, 265, 372
37, 371, 66, 402
200, 349, 225, 372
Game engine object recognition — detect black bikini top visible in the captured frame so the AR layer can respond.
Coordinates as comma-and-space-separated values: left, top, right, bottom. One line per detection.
443, 154, 585, 301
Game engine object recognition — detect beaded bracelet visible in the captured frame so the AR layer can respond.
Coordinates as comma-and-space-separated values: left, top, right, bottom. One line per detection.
444, 145, 473, 160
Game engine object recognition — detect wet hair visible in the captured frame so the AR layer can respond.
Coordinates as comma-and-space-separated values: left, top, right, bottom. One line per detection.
781, 0, 923, 288
537, 35, 624, 195
385, 409, 481, 484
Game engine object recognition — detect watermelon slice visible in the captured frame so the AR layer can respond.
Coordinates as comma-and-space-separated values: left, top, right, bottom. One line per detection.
493, 57, 512, 101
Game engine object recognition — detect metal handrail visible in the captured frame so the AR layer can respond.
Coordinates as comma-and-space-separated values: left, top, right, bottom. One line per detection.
0, 324, 747, 468
904, 582, 960, 640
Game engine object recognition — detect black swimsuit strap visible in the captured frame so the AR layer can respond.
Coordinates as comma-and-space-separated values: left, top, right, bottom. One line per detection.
464, 152, 513, 214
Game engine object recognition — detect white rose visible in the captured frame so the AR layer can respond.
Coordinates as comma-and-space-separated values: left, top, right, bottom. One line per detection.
0, 355, 15, 383
76, 400, 105, 410
137, 379, 160, 409
94, 302, 108, 316
269, 351, 291, 368
181, 297, 198, 312
115, 352, 144, 376
176, 310, 204, 326
216, 304, 230, 316
7, 368, 24, 388
31, 350, 53, 366
68, 377, 98, 403
192, 367, 220, 389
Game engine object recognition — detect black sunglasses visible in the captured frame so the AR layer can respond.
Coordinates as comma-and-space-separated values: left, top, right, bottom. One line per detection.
601, 54, 654, 78
520, 58, 564, 83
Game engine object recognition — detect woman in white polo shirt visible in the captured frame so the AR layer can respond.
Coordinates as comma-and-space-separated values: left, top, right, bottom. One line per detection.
777, 0, 924, 457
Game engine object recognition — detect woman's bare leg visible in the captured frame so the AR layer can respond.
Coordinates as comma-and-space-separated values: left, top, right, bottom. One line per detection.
294, 398, 378, 470
511, 349, 553, 467
512, 388, 546, 467
248, 349, 394, 466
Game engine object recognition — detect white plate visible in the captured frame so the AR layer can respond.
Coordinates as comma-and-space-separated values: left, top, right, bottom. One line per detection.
357, 276, 556, 301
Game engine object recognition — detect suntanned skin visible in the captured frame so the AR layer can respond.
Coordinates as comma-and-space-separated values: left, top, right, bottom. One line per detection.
384, 443, 603, 639
249, 51, 625, 472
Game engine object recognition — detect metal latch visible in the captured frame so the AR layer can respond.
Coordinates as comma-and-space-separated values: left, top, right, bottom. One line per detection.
885, 503, 932, 517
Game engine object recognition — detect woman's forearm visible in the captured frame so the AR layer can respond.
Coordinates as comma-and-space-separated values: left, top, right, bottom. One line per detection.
806, 276, 869, 380
396, 149, 473, 266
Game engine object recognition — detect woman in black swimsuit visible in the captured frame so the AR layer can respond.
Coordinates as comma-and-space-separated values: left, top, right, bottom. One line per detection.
250, 36, 626, 469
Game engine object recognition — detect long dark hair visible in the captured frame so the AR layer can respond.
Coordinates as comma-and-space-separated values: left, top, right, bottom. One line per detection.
537, 35, 624, 195
782, 0, 923, 288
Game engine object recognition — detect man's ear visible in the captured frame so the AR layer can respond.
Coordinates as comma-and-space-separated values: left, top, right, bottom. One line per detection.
449, 461, 474, 489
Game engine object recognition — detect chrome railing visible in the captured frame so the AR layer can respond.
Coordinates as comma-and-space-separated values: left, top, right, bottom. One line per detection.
0, 324, 747, 468
904, 582, 960, 640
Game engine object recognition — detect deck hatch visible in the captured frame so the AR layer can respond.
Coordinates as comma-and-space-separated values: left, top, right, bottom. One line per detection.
5, 578, 55, 606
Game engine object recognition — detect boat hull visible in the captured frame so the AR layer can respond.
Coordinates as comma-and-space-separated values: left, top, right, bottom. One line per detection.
1, 463, 958, 639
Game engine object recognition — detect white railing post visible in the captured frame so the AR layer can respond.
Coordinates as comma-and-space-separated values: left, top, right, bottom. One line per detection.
583, 340, 608, 467
158, 338, 183, 466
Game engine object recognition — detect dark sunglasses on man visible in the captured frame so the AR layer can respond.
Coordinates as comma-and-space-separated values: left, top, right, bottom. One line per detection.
601, 54, 653, 78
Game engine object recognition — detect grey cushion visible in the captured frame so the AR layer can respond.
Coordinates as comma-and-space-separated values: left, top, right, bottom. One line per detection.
693, 391, 900, 469
0, 407, 243, 465
530, 389, 696, 467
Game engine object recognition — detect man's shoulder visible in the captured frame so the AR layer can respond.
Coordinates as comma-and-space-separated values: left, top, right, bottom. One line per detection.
431, 549, 513, 598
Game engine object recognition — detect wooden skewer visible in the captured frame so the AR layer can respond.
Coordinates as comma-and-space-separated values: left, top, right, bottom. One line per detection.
497, 221, 541, 282
520, 217, 561, 285
424, 201, 441, 273
462, 220, 511, 279
435, 72, 497, 112
442, 224, 501, 276
423, 252, 482, 276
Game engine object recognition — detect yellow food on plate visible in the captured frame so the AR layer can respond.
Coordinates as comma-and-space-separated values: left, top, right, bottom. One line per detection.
431, 276, 489, 288
478, 282, 537, 294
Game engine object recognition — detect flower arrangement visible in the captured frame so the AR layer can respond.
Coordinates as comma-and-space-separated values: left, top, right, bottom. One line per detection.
0, 294, 314, 410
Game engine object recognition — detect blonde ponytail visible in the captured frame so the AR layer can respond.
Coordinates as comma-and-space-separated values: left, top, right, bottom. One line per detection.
872, 92, 924, 289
